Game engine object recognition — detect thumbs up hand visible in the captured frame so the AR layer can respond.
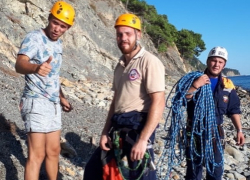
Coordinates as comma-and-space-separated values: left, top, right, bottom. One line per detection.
36, 56, 53, 76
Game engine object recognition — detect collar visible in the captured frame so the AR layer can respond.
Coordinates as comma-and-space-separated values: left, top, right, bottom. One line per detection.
119, 47, 146, 67
133, 47, 145, 59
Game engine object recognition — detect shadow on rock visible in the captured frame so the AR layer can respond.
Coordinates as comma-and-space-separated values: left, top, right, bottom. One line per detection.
39, 161, 63, 180
0, 113, 26, 180
0, 113, 64, 180
62, 132, 96, 168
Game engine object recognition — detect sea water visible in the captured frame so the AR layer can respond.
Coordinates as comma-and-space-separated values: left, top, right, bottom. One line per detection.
228, 75, 250, 91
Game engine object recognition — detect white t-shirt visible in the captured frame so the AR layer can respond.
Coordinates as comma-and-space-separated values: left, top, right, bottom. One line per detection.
18, 29, 63, 102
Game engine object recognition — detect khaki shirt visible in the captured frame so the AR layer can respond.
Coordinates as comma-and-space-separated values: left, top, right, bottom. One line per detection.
112, 47, 165, 113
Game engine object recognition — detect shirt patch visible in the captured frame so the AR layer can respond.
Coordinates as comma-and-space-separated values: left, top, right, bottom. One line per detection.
223, 95, 229, 103
129, 69, 140, 81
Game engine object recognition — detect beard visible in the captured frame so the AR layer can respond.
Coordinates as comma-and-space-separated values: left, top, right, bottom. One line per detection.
118, 41, 136, 54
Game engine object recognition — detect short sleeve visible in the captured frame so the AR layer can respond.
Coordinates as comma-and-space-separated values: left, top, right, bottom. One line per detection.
144, 55, 165, 93
18, 32, 39, 60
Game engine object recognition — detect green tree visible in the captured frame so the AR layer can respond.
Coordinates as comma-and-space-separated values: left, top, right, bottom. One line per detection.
119, 0, 205, 57
176, 29, 206, 59
191, 31, 206, 57
176, 29, 195, 59
120, 0, 177, 52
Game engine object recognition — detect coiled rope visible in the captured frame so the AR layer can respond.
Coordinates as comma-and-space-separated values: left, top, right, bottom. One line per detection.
157, 71, 224, 179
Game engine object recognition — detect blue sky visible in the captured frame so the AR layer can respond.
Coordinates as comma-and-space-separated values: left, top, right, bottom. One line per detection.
145, 0, 250, 75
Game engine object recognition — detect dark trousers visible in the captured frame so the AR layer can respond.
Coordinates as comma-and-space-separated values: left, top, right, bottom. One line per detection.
83, 147, 103, 180
185, 141, 224, 180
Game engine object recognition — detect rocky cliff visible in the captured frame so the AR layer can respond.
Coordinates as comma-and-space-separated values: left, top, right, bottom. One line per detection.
0, 0, 190, 125
0, 0, 190, 111
0, 0, 187, 179
0, 0, 187, 82
223, 68, 241, 76
0, 1, 250, 180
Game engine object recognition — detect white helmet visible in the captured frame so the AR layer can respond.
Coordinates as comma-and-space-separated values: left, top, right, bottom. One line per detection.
207, 46, 228, 61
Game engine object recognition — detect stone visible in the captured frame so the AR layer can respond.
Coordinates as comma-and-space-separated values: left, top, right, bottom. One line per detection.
225, 145, 245, 162
233, 171, 246, 180
60, 137, 77, 158
224, 164, 231, 171
66, 167, 76, 176
226, 173, 235, 179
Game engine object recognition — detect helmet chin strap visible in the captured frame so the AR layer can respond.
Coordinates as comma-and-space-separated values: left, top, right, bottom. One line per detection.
132, 29, 140, 51
133, 40, 139, 51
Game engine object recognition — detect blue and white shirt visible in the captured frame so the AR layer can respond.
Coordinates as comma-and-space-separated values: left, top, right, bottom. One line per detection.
18, 29, 63, 102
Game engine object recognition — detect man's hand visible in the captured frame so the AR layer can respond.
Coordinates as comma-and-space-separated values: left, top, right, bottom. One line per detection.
99, 134, 112, 151
231, 114, 244, 146
36, 56, 53, 76
236, 131, 245, 146
130, 139, 148, 161
193, 74, 211, 89
60, 97, 73, 112
186, 74, 211, 99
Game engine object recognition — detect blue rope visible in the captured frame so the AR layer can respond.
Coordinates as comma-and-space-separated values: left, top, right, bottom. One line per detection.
157, 71, 224, 180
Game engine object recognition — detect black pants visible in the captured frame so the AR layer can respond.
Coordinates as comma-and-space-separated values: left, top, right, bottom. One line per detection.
185, 145, 223, 180
83, 147, 103, 180
185, 126, 224, 180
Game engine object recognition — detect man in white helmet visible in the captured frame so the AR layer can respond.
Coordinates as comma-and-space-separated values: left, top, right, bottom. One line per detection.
185, 46, 245, 180
15, 1, 74, 180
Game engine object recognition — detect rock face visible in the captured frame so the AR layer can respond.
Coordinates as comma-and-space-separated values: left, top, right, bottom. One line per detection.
0, 0, 186, 179
0, 0, 186, 83
0, 0, 188, 123
0, 0, 249, 180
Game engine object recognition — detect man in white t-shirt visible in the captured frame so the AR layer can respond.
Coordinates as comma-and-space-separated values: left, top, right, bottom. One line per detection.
15, 1, 74, 180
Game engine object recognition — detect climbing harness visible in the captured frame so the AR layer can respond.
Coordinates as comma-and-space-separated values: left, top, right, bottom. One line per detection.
112, 128, 152, 180
157, 71, 224, 180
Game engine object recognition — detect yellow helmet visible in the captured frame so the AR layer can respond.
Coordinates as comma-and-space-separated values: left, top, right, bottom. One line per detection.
50, 1, 75, 26
115, 13, 141, 31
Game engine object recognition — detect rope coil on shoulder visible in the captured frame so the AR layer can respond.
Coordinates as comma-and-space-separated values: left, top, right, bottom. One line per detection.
157, 71, 224, 180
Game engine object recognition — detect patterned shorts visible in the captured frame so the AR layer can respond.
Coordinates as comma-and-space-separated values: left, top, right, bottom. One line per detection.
20, 97, 61, 133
